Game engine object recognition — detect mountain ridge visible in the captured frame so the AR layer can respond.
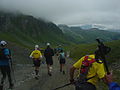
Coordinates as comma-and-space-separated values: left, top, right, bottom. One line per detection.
0, 11, 71, 47
58, 24, 120, 43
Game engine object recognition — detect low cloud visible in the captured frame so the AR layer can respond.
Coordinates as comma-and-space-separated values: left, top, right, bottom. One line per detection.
0, 0, 120, 29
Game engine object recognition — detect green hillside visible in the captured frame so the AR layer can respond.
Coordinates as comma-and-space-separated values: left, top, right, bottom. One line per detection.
58, 24, 120, 43
70, 40, 120, 62
1, 11, 120, 47
0, 11, 71, 47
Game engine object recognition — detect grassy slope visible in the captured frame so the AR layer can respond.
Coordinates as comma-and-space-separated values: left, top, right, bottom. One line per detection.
70, 40, 120, 62
61, 24, 120, 44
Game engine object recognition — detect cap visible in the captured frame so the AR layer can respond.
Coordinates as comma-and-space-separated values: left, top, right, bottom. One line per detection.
0, 40, 7, 46
47, 43, 50, 46
35, 45, 39, 48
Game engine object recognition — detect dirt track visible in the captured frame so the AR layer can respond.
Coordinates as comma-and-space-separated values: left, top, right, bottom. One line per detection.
13, 56, 75, 90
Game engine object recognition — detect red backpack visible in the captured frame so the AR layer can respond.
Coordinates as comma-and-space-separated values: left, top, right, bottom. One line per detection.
79, 55, 96, 81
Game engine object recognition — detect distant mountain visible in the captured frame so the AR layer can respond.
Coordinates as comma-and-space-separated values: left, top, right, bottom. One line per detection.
0, 11, 71, 47
1, 11, 120, 47
80, 24, 107, 30
58, 24, 120, 43
107, 29, 120, 33
80, 24, 93, 30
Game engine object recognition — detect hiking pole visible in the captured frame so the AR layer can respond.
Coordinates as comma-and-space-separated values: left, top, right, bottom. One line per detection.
9, 59, 16, 83
96, 39, 110, 74
52, 76, 95, 90
53, 82, 72, 90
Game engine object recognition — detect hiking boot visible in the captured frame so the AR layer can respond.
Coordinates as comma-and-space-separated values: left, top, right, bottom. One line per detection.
9, 84, 14, 89
35, 75, 39, 80
63, 71, 65, 75
48, 73, 52, 76
35, 77, 39, 80
0, 84, 3, 90
60, 69, 62, 72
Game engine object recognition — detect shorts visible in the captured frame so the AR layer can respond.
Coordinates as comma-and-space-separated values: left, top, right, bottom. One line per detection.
33, 59, 41, 67
46, 60, 53, 65
45, 58, 53, 65
60, 59, 66, 64
75, 82, 96, 90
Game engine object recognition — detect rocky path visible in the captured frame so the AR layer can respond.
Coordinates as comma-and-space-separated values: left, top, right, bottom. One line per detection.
13, 56, 75, 90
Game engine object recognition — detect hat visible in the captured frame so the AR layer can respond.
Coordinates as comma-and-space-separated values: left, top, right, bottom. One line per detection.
0, 40, 7, 46
47, 43, 50, 46
35, 45, 39, 48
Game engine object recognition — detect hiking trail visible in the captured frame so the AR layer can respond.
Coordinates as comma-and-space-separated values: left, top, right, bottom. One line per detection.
13, 56, 75, 90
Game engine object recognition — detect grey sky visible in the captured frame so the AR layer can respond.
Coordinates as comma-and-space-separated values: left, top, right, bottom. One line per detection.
0, 0, 120, 29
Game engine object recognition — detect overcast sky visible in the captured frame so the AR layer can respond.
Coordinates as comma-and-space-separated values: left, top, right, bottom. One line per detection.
0, 0, 120, 29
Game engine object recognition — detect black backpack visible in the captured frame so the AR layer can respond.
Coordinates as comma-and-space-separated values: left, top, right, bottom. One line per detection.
44, 48, 54, 57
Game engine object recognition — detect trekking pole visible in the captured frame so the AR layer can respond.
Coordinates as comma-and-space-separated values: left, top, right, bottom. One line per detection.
96, 39, 110, 74
53, 75, 96, 90
52, 82, 72, 90
9, 59, 16, 83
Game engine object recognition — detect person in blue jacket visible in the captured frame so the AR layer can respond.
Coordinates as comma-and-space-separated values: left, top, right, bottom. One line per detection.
0, 40, 14, 89
105, 72, 120, 90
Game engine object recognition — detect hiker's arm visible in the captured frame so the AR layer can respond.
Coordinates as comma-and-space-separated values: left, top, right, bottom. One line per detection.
39, 51, 43, 59
29, 51, 34, 58
4, 49, 11, 59
69, 57, 83, 83
104, 73, 120, 90
103, 73, 112, 84
69, 66, 76, 82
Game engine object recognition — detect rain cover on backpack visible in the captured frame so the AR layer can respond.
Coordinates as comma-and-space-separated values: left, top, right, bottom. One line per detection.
79, 56, 96, 81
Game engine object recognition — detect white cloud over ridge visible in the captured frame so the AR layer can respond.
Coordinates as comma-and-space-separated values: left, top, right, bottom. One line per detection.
0, 0, 120, 29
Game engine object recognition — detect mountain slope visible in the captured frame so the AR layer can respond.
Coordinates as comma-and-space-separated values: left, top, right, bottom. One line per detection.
0, 12, 70, 47
58, 24, 120, 43
69, 39, 120, 63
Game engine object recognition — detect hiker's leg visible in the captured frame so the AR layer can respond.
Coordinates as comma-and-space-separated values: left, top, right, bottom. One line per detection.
60, 64, 62, 72
34, 60, 40, 75
62, 64, 64, 70
0, 66, 7, 84
35, 67, 38, 75
49, 65, 52, 73
47, 64, 52, 76
6, 66, 13, 86
49, 60, 53, 73
47, 64, 50, 73
35, 66, 39, 75
62, 64, 65, 74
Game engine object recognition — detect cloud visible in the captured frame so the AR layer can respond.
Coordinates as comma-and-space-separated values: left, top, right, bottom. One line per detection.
0, 0, 120, 29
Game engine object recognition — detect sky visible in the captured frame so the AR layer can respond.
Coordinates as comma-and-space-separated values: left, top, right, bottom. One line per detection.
0, 0, 120, 29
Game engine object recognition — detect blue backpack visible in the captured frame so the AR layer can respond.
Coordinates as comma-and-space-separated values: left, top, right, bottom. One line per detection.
0, 48, 10, 60
59, 52, 65, 59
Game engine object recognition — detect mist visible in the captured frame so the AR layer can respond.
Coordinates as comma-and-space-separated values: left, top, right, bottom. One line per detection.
0, 0, 120, 29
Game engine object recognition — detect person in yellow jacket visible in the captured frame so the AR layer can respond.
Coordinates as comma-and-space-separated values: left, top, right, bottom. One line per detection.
69, 50, 107, 90
29, 45, 42, 79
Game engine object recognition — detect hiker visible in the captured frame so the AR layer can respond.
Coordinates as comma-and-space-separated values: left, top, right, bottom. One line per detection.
58, 50, 66, 74
29, 45, 42, 79
57, 45, 63, 53
0, 40, 14, 89
105, 72, 120, 90
69, 50, 108, 90
55, 45, 63, 56
44, 43, 54, 76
